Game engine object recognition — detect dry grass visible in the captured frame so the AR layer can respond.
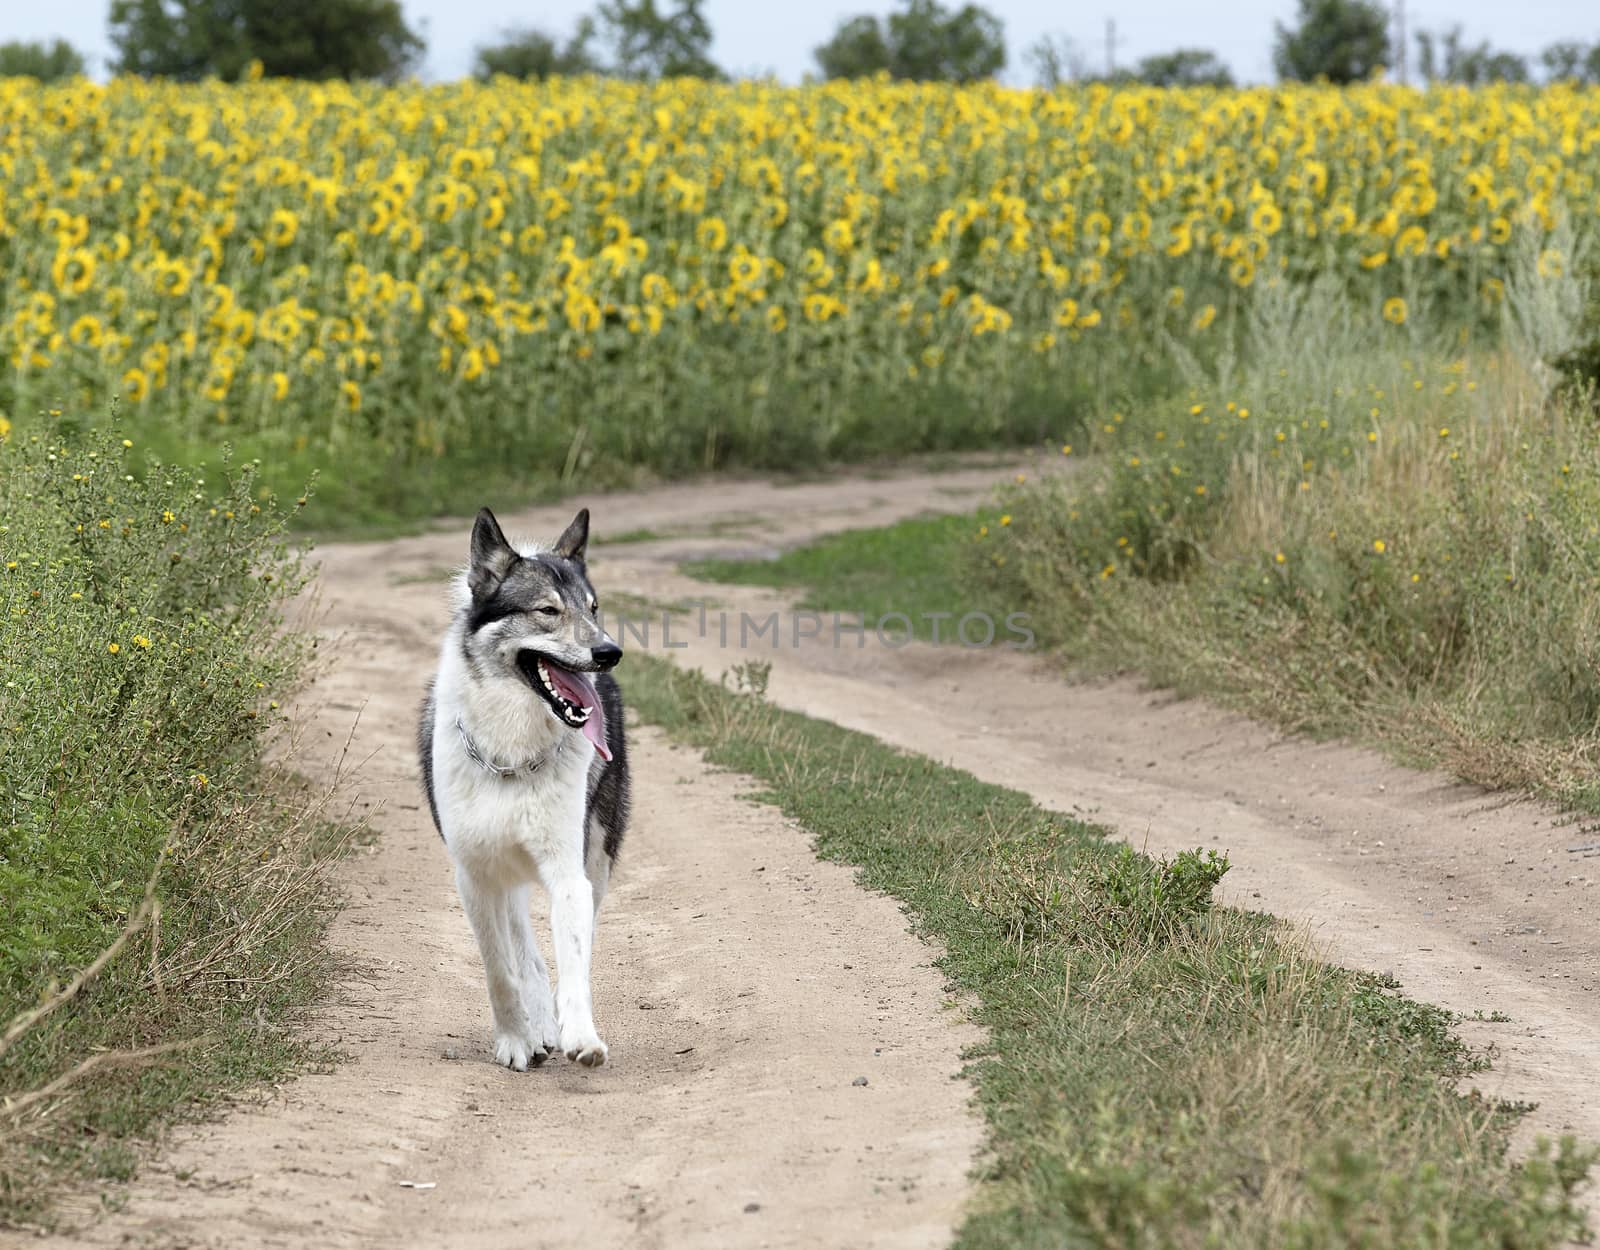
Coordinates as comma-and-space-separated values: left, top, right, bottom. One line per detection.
0, 760, 359, 1228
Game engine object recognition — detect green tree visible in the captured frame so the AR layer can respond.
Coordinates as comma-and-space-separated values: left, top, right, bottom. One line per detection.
474, 21, 599, 80
1415, 26, 1528, 84
1131, 48, 1235, 87
0, 38, 87, 80
596, 0, 720, 79
815, 16, 892, 79
108, 0, 425, 81
1541, 40, 1600, 84
1024, 32, 1086, 88
815, 0, 1005, 82
1273, 0, 1390, 84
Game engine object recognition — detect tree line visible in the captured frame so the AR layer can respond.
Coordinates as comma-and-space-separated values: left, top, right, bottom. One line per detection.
0, 0, 1596, 87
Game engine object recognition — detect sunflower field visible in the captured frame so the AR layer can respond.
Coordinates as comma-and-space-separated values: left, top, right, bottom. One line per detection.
1, 74, 1597, 505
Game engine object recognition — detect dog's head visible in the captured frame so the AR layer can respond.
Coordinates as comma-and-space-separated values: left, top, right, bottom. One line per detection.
461, 506, 620, 758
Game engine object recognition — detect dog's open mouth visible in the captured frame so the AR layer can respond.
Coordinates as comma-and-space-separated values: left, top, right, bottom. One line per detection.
516, 652, 612, 761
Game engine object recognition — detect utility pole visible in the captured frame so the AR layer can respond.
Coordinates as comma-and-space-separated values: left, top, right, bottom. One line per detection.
1395, 0, 1407, 84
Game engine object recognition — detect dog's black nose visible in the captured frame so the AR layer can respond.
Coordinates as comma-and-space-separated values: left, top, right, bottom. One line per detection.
591, 642, 622, 671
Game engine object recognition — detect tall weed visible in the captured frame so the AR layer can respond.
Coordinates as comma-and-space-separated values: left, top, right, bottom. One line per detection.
982, 275, 1600, 807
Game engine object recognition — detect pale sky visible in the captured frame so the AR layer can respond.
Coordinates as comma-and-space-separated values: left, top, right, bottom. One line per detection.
5, 0, 1596, 85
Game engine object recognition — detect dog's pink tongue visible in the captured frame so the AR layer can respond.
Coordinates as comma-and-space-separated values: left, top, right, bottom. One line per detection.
547, 665, 611, 761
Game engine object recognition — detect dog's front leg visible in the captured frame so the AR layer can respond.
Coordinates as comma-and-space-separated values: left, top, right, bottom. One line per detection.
506, 884, 559, 1062
543, 856, 608, 1067
456, 867, 540, 1071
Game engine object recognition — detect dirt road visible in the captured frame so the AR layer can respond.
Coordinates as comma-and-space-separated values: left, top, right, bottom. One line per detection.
34, 455, 1598, 1244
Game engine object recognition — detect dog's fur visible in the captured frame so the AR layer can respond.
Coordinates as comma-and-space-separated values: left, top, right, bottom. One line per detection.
419, 507, 629, 1070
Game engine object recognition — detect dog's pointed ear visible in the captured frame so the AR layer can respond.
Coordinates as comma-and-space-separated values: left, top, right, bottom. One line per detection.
469, 507, 517, 599
552, 508, 589, 562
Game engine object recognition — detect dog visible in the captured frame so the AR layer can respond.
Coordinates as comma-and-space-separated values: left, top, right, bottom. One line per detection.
418, 506, 629, 1070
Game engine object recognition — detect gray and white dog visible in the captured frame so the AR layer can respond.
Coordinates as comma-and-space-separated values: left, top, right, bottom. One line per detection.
419, 506, 628, 1070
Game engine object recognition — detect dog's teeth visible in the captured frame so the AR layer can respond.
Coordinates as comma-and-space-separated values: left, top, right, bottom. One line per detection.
573, 707, 591, 721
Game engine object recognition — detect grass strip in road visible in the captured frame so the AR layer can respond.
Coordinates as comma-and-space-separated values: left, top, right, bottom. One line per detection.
684, 510, 994, 643
626, 653, 1593, 1249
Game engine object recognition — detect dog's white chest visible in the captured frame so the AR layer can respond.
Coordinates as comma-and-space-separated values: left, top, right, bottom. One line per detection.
437, 735, 591, 885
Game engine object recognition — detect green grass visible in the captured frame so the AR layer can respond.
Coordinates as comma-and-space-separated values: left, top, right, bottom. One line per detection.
625, 654, 1592, 1248
685, 510, 1000, 642
120, 352, 1129, 541
596, 526, 669, 545
128, 427, 608, 542
0, 422, 347, 1227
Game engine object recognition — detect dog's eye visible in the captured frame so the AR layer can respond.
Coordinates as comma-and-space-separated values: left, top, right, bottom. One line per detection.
589, 598, 598, 612
536, 604, 561, 617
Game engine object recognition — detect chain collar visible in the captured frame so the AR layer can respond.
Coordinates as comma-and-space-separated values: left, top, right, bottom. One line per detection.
455, 716, 562, 780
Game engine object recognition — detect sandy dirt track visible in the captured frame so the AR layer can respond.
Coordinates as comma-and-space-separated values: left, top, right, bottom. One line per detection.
22, 455, 1599, 1243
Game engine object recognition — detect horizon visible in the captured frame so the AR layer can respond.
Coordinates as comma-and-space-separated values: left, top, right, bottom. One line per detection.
4, 0, 1594, 86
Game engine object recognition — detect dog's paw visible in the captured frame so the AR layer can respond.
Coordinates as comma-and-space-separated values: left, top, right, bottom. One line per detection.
493, 1031, 545, 1072
560, 1028, 609, 1068
527, 996, 559, 1061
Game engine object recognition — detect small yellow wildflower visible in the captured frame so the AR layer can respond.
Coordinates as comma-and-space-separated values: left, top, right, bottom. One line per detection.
133, 634, 152, 649
108, 642, 121, 654
1372, 539, 1387, 554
